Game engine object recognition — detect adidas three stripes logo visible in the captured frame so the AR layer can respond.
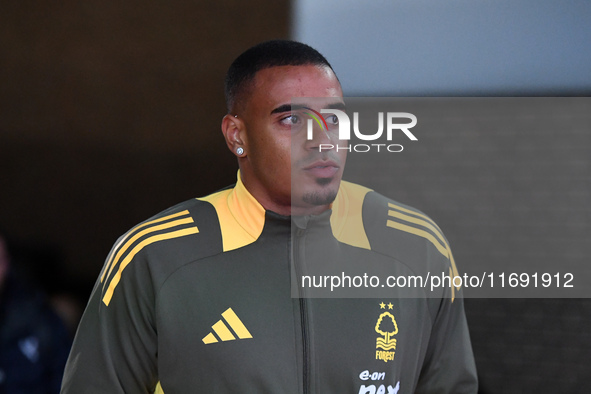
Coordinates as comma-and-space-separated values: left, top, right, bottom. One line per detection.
202, 308, 253, 344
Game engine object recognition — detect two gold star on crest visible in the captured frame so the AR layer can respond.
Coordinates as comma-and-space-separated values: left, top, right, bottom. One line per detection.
379, 302, 393, 310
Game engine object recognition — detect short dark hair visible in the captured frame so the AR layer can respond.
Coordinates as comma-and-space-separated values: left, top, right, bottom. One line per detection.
224, 40, 336, 112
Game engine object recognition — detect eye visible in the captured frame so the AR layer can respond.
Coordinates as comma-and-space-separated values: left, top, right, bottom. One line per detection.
280, 114, 301, 126
325, 114, 339, 125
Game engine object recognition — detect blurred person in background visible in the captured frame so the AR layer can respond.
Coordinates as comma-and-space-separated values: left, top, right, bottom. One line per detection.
0, 232, 71, 394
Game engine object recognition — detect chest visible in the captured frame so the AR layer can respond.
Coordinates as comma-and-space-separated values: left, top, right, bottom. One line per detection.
154, 242, 435, 393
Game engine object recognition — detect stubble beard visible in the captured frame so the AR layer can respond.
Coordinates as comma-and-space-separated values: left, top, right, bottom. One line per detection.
301, 177, 339, 207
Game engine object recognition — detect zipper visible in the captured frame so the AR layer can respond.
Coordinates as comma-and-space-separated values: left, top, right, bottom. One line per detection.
293, 225, 310, 394
299, 297, 309, 394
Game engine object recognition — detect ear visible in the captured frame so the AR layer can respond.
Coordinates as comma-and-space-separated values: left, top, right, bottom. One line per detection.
221, 114, 246, 157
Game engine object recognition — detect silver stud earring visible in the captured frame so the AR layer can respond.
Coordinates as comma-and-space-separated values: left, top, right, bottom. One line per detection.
236, 147, 244, 155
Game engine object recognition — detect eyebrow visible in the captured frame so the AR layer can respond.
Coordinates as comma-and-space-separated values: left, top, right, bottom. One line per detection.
270, 104, 301, 115
323, 102, 347, 111
270, 101, 347, 115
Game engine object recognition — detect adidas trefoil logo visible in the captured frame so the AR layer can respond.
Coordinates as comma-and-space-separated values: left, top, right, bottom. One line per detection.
202, 307, 253, 344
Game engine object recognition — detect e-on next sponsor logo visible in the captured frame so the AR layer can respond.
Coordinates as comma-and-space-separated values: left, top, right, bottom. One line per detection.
304, 107, 417, 153
357, 369, 400, 394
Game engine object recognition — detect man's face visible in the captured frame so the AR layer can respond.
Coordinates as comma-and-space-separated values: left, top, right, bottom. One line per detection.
238, 64, 346, 216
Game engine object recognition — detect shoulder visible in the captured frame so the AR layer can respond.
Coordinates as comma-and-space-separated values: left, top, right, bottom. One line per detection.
123, 184, 237, 246
334, 181, 459, 276
364, 186, 448, 255
141, 187, 230, 228
99, 189, 231, 306
110, 194, 223, 262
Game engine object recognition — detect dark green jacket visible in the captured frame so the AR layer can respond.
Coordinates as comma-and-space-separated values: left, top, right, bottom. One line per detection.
62, 176, 477, 393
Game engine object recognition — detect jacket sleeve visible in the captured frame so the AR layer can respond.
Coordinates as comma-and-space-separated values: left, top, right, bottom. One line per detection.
61, 241, 159, 394
414, 286, 478, 394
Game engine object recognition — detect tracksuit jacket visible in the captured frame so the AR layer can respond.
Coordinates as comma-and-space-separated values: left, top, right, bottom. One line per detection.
61, 174, 477, 393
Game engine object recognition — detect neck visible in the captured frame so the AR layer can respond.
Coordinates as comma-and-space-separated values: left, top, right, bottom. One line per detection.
238, 175, 331, 217
247, 191, 330, 217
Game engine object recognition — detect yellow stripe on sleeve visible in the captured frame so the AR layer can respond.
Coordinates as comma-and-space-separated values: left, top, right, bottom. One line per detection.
387, 209, 447, 247
387, 202, 442, 232
102, 217, 195, 289
101, 210, 190, 282
386, 206, 461, 294
449, 249, 460, 289
102, 227, 199, 306
386, 219, 449, 258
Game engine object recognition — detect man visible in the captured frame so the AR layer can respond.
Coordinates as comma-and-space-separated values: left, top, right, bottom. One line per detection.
62, 40, 477, 393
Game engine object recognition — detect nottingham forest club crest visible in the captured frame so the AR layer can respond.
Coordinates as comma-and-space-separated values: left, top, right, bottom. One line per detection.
375, 302, 398, 363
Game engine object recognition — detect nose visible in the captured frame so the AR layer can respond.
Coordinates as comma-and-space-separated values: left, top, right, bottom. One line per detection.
305, 118, 339, 151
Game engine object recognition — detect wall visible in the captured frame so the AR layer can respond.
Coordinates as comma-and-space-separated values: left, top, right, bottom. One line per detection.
0, 0, 290, 289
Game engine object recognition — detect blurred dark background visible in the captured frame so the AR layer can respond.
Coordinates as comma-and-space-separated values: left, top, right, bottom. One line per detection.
1, 1, 590, 393
0, 0, 289, 288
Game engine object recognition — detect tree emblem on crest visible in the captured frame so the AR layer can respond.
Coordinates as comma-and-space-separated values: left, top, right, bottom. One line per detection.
375, 312, 398, 350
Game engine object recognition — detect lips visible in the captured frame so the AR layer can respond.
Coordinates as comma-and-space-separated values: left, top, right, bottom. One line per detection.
304, 160, 340, 178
